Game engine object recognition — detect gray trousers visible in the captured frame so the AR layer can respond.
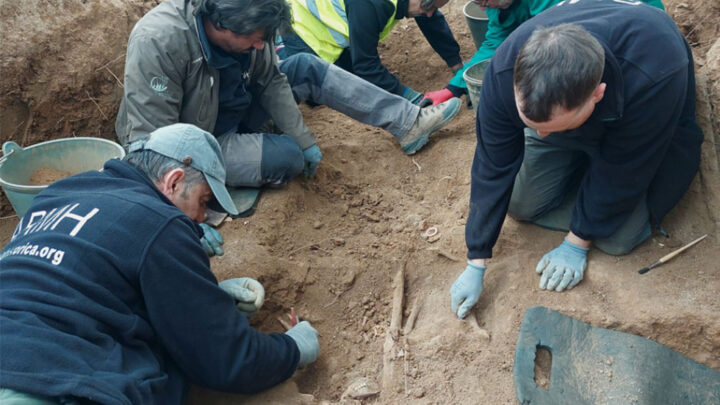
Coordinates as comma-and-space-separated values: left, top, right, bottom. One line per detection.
508, 129, 651, 255
216, 131, 304, 188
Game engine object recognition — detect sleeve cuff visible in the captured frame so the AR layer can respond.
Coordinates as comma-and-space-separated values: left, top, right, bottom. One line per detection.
445, 55, 463, 68
467, 249, 492, 260
446, 84, 466, 97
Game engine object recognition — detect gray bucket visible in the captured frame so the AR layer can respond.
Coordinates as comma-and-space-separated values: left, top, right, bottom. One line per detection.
0, 138, 125, 217
463, 59, 491, 112
463, 1, 489, 50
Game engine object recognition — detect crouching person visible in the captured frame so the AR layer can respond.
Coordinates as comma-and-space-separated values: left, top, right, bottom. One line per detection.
0, 124, 319, 403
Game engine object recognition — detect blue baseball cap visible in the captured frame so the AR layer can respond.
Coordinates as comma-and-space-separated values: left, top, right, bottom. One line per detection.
131, 124, 239, 215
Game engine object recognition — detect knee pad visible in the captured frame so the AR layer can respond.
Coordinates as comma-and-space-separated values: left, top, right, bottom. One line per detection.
260, 135, 304, 186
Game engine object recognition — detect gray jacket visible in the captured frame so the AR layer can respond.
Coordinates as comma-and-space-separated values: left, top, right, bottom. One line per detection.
115, 0, 316, 149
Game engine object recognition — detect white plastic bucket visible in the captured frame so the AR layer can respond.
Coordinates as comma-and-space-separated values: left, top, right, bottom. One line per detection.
464, 2, 489, 50
0, 138, 125, 217
463, 59, 491, 112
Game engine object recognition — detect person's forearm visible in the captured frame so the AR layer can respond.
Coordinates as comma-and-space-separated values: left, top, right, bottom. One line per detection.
346, 0, 405, 94
414, 11, 461, 67
566, 231, 591, 248
469, 258, 486, 266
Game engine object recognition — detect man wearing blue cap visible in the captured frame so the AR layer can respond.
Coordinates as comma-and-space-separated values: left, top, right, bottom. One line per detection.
0, 124, 319, 403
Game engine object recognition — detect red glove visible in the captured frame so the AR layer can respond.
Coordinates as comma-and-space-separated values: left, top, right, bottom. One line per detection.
422, 88, 455, 106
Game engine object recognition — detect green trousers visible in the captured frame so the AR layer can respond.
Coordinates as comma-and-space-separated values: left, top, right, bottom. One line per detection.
508, 128, 651, 255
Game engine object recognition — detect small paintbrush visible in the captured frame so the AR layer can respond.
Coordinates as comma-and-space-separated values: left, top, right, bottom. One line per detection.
638, 234, 708, 274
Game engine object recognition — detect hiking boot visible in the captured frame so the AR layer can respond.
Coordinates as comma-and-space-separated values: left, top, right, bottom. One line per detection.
398, 97, 462, 155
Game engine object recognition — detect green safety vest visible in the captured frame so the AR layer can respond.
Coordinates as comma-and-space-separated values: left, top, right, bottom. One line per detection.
290, 0, 400, 63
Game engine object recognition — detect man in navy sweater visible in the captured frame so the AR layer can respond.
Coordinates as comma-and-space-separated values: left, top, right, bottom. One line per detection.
450, 0, 703, 319
0, 124, 319, 403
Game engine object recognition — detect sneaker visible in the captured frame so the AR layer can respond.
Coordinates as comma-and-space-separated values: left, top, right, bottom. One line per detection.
399, 97, 462, 155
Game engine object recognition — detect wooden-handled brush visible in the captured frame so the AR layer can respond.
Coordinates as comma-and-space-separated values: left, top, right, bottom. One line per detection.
638, 234, 708, 274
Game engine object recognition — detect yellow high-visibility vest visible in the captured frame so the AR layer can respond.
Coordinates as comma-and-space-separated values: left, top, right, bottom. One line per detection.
290, 0, 400, 63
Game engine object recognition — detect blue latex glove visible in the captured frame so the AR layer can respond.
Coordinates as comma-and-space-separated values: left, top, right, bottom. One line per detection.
536, 240, 589, 291
199, 223, 223, 257
450, 261, 486, 319
302, 144, 322, 178
285, 321, 319, 368
402, 86, 433, 107
218, 277, 265, 316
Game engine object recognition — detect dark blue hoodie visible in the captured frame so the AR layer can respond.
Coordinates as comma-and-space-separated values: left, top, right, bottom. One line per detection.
466, 0, 703, 258
0, 159, 299, 404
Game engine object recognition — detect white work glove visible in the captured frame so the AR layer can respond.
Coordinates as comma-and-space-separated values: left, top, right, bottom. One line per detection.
285, 321, 319, 368
218, 277, 265, 316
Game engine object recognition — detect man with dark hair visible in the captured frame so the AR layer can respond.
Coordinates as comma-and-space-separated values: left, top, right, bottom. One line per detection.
450, 0, 703, 319
422, 0, 664, 106
116, 0, 462, 194
278, 0, 462, 105
117, 0, 315, 188
0, 124, 319, 403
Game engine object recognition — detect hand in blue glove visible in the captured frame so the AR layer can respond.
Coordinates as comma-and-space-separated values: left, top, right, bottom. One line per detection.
450, 261, 486, 319
402, 86, 433, 107
199, 223, 223, 257
218, 277, 265, 316
285, 321, 319, 368
302, 144, 322, 178
536, 239, 588, 291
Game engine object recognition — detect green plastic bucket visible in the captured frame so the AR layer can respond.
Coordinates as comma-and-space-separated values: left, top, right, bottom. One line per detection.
463, 59, 491, 112
463, 1, 489, 50
0, 138, 126, 217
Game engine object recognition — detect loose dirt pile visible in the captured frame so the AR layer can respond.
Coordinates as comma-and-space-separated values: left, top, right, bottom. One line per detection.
1, 1, 719, 403
28, 167, 73, 185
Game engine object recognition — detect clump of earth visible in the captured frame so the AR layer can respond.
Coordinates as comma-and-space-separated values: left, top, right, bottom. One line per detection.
1, 1, 719, 403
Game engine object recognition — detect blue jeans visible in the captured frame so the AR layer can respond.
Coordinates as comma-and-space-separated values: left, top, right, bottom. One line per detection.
276, 33, 316, 59
277, 49, 418, 139
508, 129, 651, 256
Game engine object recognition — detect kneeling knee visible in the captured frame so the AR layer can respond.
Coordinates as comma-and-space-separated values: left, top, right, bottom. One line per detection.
261, 136, 304, 186
508, 198, 544, 222
595, 243, 632, 256
281, 53, 326, 81
594, 239, 636, 256
595, 223, 651, 256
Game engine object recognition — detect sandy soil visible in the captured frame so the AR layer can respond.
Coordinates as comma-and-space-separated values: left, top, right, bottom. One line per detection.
28, 167, 74, 185
1, 0, 719, 403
